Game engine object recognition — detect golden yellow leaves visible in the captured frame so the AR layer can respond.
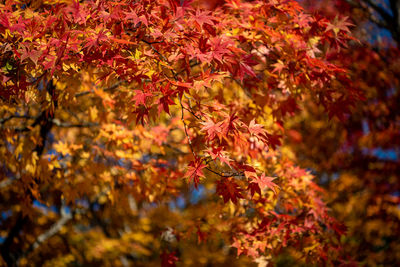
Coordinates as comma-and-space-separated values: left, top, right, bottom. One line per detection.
88, 106, 98, 122
54, 141, 82, 157
25, 154, 38, 174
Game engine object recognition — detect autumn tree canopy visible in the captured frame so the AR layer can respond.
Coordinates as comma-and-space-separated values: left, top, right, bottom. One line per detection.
0, 0, 360, 266
286, 0, 400, 265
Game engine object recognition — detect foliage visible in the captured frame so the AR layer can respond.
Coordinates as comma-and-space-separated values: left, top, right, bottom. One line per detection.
0, 0, 357, 266
285, 0, 400, 265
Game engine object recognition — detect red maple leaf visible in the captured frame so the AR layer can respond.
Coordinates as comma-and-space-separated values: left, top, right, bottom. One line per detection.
325, 16, 353, 34
221, 112, 239, 135
185, 157, 206, 188
157, 95, 175, 115
161, 251, 178, 267
272, 60, 285, 74
157, 82, 176, 114
192, 9, 214, 28
248, 182, 261, 197
9, 17, 25, 33
231, 238, 245, 256
236, 54, 258, 82
132, 90, 152, 106
134, 105, 150, 125
251, 173, 279, 195
201, 119, 222, 141
206, 146, 231, 166
208, 37, 231, 63
248, 119, 267, 137
216, 178, 243, 204
20, 45, 42, 66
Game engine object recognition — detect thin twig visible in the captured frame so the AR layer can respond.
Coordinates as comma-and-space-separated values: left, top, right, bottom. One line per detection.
183, 95, 205, 122
0, 114, 34, 125
179, 97, 196, 157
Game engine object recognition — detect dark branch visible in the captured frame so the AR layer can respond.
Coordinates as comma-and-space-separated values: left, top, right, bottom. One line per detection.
0, 114, 34, 125
0, 213, 28, 267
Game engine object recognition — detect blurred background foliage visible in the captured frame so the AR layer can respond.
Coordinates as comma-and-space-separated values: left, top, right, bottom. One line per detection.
285, 0, 400, 265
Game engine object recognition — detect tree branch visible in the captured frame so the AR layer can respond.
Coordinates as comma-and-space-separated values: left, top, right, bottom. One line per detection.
31, 206, 72, 251
363, 0, 394, 23
179, 97, 196, 158
142, 38, 245, 181
17, 206, 72, 264
355, 0, 400, 43
51, 119, 99, 128
75, 81, 122, 97
0, 114, 34, 125
0, 213, 28, 267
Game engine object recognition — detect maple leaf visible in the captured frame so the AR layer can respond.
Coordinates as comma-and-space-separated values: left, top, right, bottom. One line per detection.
125, 9, 142, 26
235, 163, 257, 179
192, 9, 214, 29
265, 132, 282, 149
248, 119, 267, 138
132, 90, 152, 106
251, 173, 279, 195
9, 17, 25, 33
237, 55, 257, 82
208, 37, 231, 63
221, 112, 239, 135
161, 251, 178, 267
248, 182, 261, 197
237, 62, 256, 82
134, 105, 150, 125
0, 0, 359, 264
167, 79, 191, 97
157, 83, 176, 114
54, 141, 71, 156
216, 178, 243, 204
231, 238, 245, 256
325, 16, 353, 35
157, 95, 175, 115
206, 146, 231, 167
20, 46, 42, 66
201, 119, 222, 141
185, 158, 206, 189
272, 60, 285, 74
65, 0, 86, 24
